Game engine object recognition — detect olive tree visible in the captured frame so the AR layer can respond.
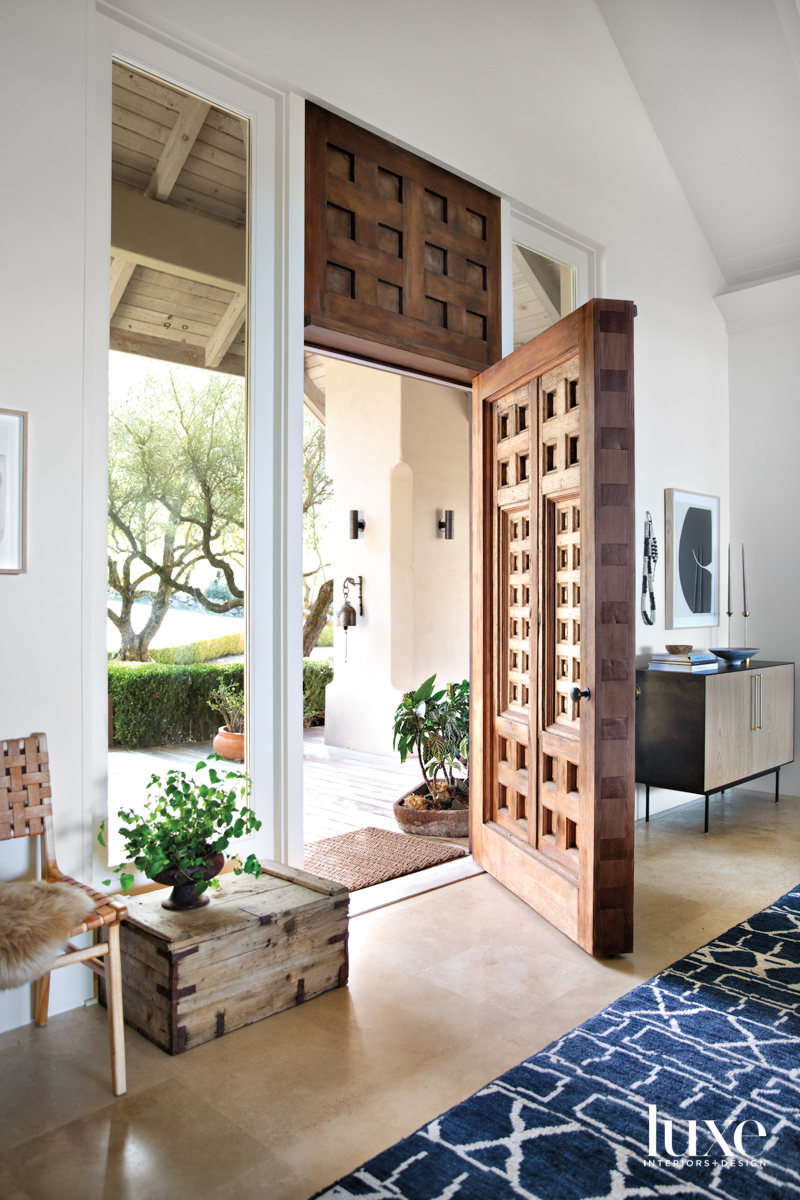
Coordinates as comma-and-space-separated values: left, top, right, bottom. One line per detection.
108, 367, 245, 661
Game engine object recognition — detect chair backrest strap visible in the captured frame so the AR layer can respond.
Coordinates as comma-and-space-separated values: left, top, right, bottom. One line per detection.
0, 734, 52, 841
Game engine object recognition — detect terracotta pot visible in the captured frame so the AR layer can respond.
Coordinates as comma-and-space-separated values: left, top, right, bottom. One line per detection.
153, 851, 225, 910
213, 726, 244, 761
394, 783, 469, 838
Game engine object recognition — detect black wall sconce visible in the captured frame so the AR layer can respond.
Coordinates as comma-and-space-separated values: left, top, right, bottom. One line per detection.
349, 510, 365, 539
336, 576, 363, 661
438, 510, 455, 539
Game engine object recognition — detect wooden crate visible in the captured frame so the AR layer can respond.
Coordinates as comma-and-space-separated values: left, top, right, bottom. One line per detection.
110, 862, 348, 1054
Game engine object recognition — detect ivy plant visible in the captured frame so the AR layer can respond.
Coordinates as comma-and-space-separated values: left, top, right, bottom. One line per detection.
99, 754, 262, 895
392, 674, 469, 808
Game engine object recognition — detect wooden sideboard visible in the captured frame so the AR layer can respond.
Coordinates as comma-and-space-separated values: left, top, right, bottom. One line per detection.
635, 660, 795, 831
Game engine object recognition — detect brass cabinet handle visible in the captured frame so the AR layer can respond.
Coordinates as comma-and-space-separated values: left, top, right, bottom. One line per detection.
750, 674, 763, 731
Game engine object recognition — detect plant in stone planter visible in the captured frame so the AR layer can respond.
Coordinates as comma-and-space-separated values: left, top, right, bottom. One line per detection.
393, 675, 469, 825
208, 681, 245, 760
99, 755, 262, 910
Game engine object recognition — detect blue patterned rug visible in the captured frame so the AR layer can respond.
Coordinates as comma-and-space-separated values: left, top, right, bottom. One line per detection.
313, 886, 800, 1199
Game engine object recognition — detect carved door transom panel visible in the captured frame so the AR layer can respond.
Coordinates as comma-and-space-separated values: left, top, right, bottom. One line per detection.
305, 103, 501, 383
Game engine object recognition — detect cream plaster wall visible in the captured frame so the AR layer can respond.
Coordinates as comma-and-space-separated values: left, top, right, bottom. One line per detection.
718, 274, 800, 797
324, 361, 404, 754
324, 361, 470, 755
403, 380, 471, 689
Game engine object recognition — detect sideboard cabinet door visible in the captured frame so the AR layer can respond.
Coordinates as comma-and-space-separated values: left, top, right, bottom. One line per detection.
704, 664, 794, 791
753, 664, 794, 776
704, 671, 752, 791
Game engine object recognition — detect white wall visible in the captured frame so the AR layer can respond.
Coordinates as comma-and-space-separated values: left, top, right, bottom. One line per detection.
324, 361, 470, 755
0, 0, 734, 1029
0, 0, 98, 1032
717, 274, 800, 796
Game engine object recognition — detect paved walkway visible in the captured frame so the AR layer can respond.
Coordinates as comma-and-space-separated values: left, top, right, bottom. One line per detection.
106, 727, 423, 859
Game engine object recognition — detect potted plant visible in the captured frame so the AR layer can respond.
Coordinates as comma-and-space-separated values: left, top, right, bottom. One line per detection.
392, 674, 470, 837
99, 755, 263, 910
209, 681, 245, 761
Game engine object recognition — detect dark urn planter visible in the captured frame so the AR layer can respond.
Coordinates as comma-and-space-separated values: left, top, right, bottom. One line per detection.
153, 852, 225, 910
394, 782, 469, 838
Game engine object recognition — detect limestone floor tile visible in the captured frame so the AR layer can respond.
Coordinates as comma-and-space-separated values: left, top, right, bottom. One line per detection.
0, 1079, 270, 1200
0, 1159, 31, 1200
0, 788, 797, 1200
0, 1003, 174, 1153
202, 1157, 320, 1200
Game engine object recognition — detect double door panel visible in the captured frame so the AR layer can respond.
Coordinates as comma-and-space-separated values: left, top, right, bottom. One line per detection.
471, 300, 636, 957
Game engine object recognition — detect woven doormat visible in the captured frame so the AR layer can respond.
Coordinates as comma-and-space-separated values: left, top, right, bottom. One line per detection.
303, 827, 467, 891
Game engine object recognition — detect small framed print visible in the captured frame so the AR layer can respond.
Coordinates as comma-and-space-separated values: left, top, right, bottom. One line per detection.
0, 409, 27, 574
665, 488, 719, 629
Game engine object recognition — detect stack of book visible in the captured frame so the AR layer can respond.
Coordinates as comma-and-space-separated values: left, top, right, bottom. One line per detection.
649, 651, 719, 673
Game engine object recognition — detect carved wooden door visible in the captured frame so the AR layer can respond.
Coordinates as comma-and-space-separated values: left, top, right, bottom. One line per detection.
470, 299, 635, 956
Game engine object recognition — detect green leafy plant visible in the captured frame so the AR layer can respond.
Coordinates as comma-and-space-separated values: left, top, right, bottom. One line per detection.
392, 674, 469, 809
208, 681, 245, 734
99, 755, 261, 895
108, 661, 243, 748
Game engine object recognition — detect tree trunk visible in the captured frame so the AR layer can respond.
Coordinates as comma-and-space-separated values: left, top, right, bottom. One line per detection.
302, 578, 333, 658
111, 589, 173, 661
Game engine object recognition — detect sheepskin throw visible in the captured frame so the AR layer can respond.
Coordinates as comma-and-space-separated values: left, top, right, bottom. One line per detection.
0, 881, 96, 990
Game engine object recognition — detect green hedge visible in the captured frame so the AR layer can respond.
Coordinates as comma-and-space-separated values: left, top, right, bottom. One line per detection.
110, 656, 332, 747
108, 662, 244, 749
303, 658, 333, 727
148, 631, 244, 665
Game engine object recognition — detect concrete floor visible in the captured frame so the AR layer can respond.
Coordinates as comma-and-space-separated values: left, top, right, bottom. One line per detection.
0, 787, 797, 1200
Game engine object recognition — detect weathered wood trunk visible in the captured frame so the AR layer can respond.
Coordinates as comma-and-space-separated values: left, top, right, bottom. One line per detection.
103, 862, 348, 1054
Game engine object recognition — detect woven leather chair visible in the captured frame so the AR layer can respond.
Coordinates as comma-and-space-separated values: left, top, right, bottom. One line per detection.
1, 733, 127, 1095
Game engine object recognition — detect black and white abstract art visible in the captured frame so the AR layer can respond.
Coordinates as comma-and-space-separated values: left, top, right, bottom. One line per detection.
665, 488, 719, 629
0, 409, 27, 574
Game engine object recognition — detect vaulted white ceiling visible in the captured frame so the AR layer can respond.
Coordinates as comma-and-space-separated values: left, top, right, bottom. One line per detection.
597, 0, 800, 289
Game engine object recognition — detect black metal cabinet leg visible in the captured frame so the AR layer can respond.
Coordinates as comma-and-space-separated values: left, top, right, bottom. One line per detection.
646, 785, 650, 822
704, 794, 709, 834
776, 768, 780, 803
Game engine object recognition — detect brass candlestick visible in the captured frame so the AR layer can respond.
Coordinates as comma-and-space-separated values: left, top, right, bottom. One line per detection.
742, 545, 749, 648
726, 543, 732, 647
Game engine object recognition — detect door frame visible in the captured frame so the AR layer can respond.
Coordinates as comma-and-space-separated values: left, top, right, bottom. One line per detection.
90, 13, 305, 882
89, 11, 604, 879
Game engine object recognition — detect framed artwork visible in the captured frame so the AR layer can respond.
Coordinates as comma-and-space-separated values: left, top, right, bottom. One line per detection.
0, 409, 27, 574
665, 488, 719, 629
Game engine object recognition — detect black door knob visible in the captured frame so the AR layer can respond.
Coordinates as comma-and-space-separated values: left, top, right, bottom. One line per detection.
570, 686, 590, 704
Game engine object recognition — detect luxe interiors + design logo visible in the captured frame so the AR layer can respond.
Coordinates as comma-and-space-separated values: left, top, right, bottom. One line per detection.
646, 1105, 768, 1167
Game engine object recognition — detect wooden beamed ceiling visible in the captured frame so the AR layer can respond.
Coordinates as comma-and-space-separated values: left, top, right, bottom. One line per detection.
111, 64, 329, 417
110, 64, 248, 376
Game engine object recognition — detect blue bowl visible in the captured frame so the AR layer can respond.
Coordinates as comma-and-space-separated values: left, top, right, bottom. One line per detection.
709, 647, 760, 666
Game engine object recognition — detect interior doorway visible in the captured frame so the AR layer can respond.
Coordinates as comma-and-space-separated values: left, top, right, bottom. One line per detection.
104, 64, 250, 864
